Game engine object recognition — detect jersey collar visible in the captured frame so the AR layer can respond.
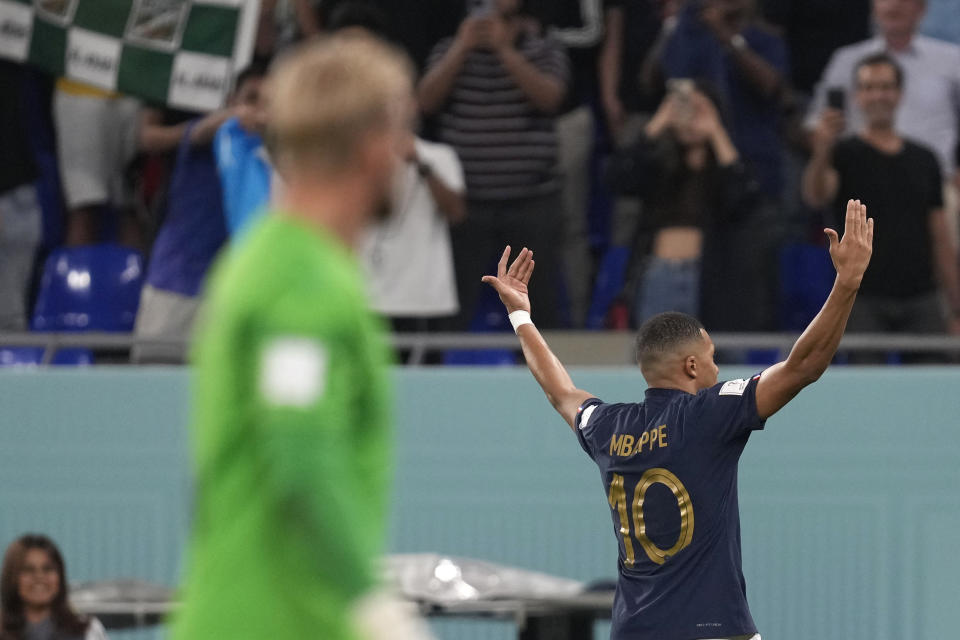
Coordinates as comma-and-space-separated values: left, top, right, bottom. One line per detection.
644, 387, 692, 402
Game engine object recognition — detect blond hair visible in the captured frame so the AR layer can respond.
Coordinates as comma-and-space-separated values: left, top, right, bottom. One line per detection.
267, 33, 414, 176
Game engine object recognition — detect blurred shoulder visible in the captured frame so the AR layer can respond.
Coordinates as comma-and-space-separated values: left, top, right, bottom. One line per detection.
207, 216, 359, 315
914, 34, 960, 59
827, 36, 884, 68
902, 140, 943, 174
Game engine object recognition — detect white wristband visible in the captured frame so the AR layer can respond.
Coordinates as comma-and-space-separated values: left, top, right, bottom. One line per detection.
508, 310, 533, 334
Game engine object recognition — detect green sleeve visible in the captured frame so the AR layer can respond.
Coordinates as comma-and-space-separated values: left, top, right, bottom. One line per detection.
249, 290, 386, 603
350, 309, 394, 557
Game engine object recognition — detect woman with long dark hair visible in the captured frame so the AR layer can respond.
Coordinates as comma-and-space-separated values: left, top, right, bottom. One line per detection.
0, 534, 107, 640
609, 80, 760, 326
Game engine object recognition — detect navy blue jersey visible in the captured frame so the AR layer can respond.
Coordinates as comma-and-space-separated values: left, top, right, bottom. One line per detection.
576, 376, 766, 640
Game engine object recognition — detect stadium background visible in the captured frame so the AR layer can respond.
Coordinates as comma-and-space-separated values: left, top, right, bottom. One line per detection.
2, 366, 957, 640
2, 0, 960, 637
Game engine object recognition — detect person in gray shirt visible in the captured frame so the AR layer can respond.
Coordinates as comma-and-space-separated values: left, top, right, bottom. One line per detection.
805, 0, 960, 179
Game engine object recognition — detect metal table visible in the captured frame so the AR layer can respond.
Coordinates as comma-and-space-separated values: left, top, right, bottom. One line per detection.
73, 591, 615, 639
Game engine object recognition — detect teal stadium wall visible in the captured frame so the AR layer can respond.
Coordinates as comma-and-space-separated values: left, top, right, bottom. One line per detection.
1, 367, 958, 639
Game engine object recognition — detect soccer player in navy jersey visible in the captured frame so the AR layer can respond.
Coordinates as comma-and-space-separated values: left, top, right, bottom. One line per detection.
482, 198, 874, 640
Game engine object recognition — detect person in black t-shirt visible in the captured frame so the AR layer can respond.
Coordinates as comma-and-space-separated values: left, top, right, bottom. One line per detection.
480, 196, 873, 640
803, 52, 960, 356
0, 62, 41, 331
599, 0, 666, 136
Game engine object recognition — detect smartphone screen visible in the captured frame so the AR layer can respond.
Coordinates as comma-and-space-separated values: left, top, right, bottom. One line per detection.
827, 87, 845, 111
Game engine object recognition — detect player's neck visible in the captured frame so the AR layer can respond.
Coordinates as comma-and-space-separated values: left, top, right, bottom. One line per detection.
644, 375, 698, 395
279, 176, 376, 250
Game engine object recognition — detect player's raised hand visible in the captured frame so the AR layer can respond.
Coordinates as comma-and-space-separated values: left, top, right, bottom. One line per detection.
824, 199, 874, 291
481, 246, 534, 314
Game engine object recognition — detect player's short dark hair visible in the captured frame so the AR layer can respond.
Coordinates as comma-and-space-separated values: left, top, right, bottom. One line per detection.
635, 312, 705, 369
854, 52, 904, 89
234, 58, 270, 94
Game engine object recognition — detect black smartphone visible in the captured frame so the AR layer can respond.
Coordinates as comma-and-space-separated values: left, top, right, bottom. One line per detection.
827, 87, 845, 111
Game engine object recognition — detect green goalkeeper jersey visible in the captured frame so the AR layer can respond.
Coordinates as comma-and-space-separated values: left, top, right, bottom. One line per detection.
170, 213, 393, 640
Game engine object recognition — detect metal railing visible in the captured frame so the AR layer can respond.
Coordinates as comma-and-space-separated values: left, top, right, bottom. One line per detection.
2, 332, 960, 366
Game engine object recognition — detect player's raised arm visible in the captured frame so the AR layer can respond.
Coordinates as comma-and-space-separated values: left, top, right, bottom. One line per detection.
482, 246, 594, 431
756, 199, 874, 419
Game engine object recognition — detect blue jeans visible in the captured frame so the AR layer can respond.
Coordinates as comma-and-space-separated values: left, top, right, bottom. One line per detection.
635, 256, 700, 325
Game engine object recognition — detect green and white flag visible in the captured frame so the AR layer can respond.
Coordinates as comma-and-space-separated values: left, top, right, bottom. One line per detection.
0, 0, 260, 111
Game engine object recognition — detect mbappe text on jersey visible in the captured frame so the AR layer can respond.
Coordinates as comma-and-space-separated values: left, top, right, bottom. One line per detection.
609, 425, 669, 457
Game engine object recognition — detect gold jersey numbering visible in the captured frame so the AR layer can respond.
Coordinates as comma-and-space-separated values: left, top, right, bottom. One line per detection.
607, 469, 695, 566
609, 424, 668, 457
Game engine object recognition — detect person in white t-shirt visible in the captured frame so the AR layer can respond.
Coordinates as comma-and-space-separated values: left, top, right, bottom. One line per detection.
361, 132, 466, 332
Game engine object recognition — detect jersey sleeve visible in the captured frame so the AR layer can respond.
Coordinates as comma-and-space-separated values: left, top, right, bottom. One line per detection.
697, 375, 766, 443
248, 288, 385, 603
574, 397, 606, 460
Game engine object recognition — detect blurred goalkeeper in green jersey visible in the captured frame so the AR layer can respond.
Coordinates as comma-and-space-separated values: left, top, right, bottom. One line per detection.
170, 34, 434, 640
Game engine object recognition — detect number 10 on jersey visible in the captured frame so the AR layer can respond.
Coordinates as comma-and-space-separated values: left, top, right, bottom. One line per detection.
607, 469, 695, 567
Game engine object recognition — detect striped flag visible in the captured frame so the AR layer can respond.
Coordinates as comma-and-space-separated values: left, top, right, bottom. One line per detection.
0, 0, 260, 111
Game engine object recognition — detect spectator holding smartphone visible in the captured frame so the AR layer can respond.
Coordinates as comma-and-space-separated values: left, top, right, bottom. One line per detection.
418, 0, 570, 329
803, 53, 960, 357
806, 0, 960, 252
656, 0, 788, 331
608, 82, 760, 326
659, 0, 787, 203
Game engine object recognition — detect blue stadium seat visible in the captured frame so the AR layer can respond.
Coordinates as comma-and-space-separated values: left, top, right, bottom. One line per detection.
442, 349, 517, 366
0, 347, 94, 367
444, 281, 518, 366
32, 245, 145, 332
586, 246, 631, 330
778, 243, 834, 331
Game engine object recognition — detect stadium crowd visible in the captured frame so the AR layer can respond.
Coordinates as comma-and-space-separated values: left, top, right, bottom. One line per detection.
2, 0, 960, 362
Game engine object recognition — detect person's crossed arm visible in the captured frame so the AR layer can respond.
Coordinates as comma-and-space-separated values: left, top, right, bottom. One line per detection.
482, 247, 594, 430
